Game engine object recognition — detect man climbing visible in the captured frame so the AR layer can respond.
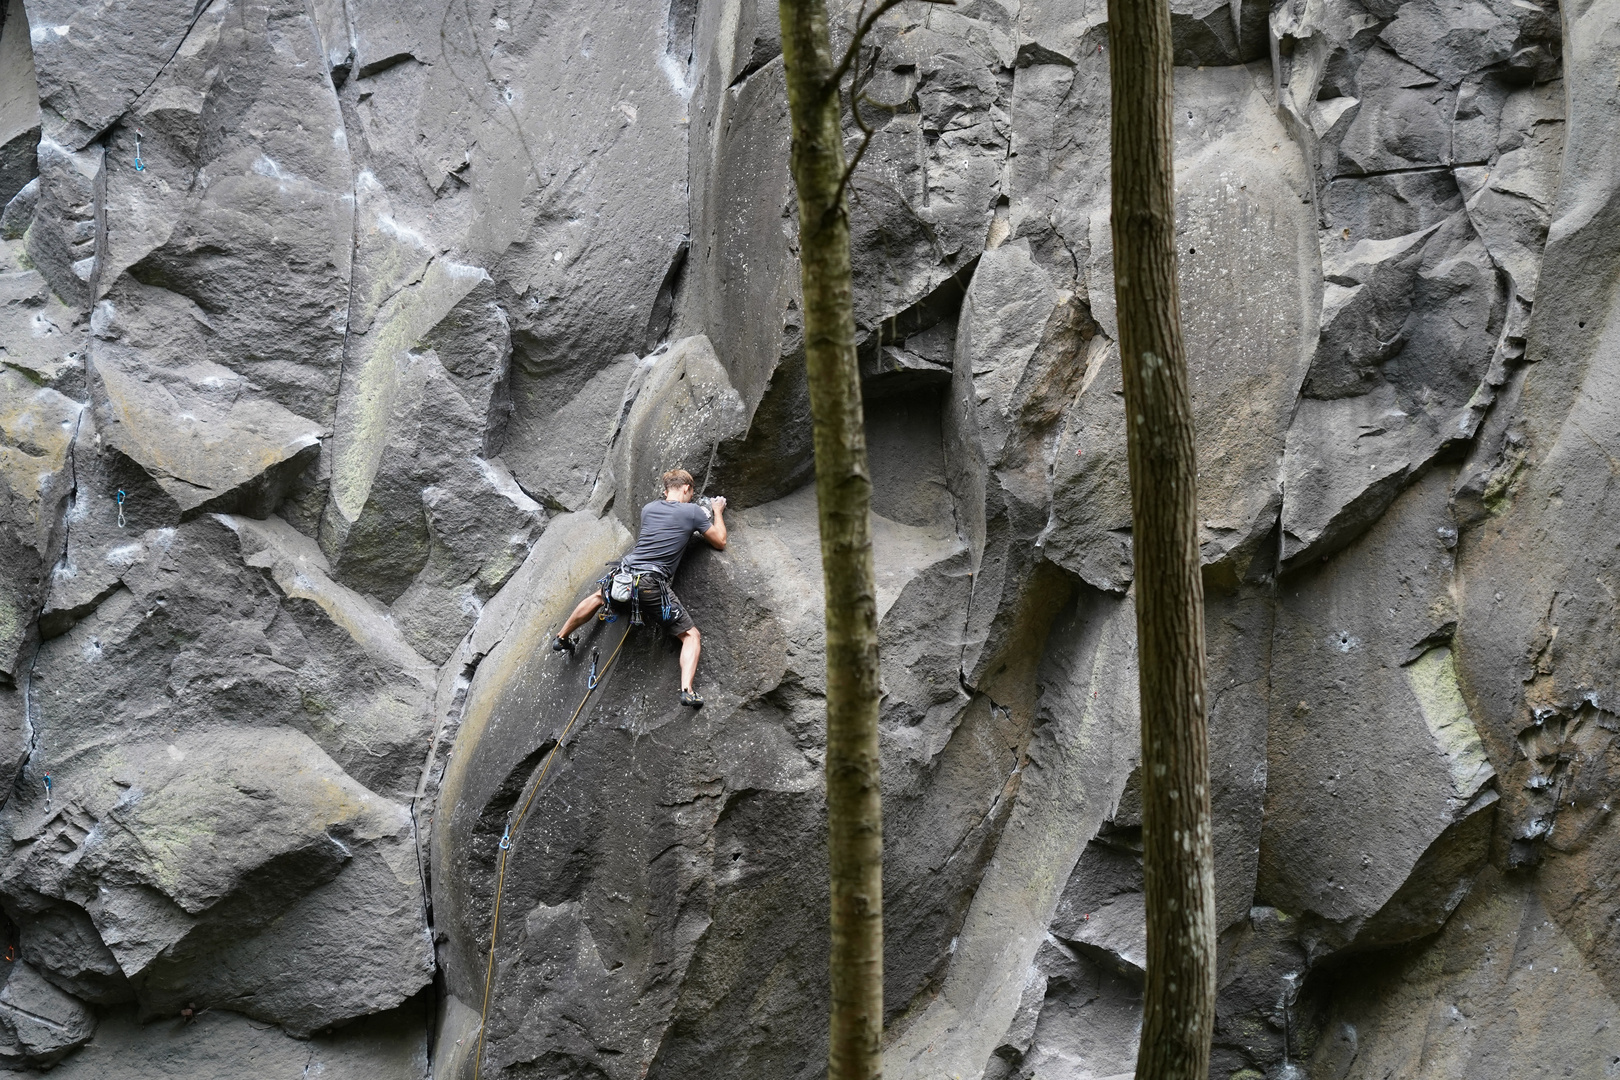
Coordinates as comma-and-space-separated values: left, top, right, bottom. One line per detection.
552, 468, 728, 707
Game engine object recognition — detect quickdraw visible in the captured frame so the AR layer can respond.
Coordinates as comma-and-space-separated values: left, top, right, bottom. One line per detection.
115, 489, 127, 528
133, 129, 146, 172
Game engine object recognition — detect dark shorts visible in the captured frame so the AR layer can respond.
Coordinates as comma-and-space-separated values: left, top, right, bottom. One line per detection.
600, 575, 695, 636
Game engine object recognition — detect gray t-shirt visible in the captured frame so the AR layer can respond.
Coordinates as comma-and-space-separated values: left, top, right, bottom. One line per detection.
625, 499, 712, 579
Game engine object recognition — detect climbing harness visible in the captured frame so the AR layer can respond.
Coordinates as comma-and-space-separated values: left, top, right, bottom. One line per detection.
471, 622, 632, 1080
115, 489, 126, 528
601, 563, 671, 629
132, 130, 145, 173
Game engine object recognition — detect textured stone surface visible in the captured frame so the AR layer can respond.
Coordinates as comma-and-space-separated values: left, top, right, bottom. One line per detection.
1262, 469, 1496, 958
0, 0, 38, 212
0, 0, 1615, 1076
38, 1001, 430, 1079
1307, 868, 1620, 1079
0, 960, 95, 1067
0, 365, 78, 681
88, 290, 323, 519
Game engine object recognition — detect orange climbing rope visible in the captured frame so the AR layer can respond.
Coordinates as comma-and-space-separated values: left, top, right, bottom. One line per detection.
471, 622, 632, 1080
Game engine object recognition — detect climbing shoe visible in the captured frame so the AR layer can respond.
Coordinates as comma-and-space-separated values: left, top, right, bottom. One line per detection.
552, 634, 576, 656
679, 689, 704, 709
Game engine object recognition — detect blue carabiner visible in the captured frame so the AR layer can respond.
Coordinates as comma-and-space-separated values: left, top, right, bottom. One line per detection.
133, 131, 146, 173
497, 819, 512, 851
587, 648, 600, 691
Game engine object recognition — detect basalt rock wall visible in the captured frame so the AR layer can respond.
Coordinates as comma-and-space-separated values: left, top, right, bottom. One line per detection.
0, 0, 1616, 1077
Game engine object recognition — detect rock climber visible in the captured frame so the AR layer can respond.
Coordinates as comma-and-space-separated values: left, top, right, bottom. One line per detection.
552, 468, 727, 708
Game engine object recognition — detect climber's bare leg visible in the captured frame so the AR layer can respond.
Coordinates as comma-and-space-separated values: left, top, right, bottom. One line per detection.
558, 592, 605, 640
677, 626, 701, 692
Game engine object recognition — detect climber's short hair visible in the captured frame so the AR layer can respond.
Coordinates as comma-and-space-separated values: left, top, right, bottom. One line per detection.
661, 468, 695, 494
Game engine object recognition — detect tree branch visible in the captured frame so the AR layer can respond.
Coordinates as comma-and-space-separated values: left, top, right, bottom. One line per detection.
823, 82, 880, 227
827, 0, 954, 92
821, 2, 936, 230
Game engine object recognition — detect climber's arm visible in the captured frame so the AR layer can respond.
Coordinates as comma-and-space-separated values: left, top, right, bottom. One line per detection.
702, 497, 728, 550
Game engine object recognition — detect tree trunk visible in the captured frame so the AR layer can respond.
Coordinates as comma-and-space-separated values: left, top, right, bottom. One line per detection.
1105, 0, 1218, 1078
777, 4, 885, 1080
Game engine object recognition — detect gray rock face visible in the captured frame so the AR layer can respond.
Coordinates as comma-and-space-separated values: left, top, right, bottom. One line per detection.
0, 0, 1616, 1077
0, 364, 78, 683
1261, 469, 1496, 958
0, 960, 95, 1067
0, 0, 38, 211
37, 1001, 430, 1079
88, 286, 324, 519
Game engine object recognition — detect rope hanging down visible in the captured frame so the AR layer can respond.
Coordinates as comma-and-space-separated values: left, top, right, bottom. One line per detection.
471, 622, 632, 1080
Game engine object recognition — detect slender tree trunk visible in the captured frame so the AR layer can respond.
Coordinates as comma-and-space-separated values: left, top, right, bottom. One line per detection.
778, 3, 885, 1080
1106, 1, 1218, 1078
